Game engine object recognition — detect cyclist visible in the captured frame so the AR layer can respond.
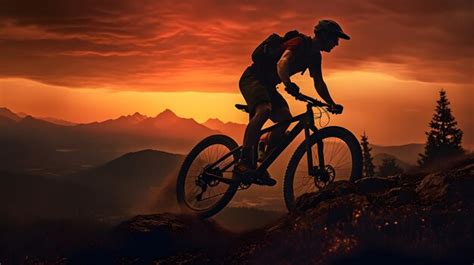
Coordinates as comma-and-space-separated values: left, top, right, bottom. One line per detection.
235, 19, 350, 186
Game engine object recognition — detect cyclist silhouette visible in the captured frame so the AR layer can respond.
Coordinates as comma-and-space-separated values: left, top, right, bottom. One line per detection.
235, 19, 350, 186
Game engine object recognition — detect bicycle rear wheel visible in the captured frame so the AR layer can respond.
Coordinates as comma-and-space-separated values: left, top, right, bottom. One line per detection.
176, 134, 240, 219
283, 126, 362, 211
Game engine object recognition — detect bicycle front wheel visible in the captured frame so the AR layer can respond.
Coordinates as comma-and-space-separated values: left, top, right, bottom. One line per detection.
283, 126, 362, 211
176, 134, 240, 219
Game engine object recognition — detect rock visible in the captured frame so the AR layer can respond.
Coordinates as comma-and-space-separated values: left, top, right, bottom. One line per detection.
387, 174, 402, 181
306, 193, 369, 225
379, 187, 417, 206
113, 213, 234, 259
355, 177, 399, 194
416, 173, 447, 203
294, 181, 357, 213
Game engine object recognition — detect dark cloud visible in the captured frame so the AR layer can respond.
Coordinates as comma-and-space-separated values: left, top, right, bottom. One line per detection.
0, 0, 472, 92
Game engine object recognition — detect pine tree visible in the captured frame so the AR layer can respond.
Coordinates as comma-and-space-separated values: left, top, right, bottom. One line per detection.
378, 157, 403, 177
360, 131, 375, 178
419, 89, 464, 167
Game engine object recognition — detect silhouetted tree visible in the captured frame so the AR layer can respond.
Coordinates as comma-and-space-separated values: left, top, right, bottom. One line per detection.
419, 89, 464, 167
378, 157, 403, 177
360, 131, 375, 178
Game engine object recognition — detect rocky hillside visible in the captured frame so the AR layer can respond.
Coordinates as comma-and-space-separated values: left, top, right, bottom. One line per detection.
3, 156, 473, 264
229, 160, 473, 265
112, 156, 473, 265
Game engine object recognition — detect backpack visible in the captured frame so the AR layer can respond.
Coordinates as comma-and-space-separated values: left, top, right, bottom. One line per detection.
251, 30, 311, 67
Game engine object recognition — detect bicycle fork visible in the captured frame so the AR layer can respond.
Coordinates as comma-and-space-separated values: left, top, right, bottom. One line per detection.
306, 121, 328, 181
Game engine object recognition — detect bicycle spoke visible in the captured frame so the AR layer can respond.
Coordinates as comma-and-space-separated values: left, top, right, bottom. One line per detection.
295, 170, 315, 176
202, 150, 209, 165
328, 139, 337, 165
209, 145, 217, 161
328, 140, 343, 165
333, 142, 346, 162
184, 178, 198, 190
333, 150, 350, 169
295, 175, 313, 195
198, 191, 228, 202
334, 161, 352, 169
293, 155, 318, 197
303, 181, 316, 194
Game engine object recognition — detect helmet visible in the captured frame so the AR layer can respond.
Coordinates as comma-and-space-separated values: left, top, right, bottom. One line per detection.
314, 19, 350, 40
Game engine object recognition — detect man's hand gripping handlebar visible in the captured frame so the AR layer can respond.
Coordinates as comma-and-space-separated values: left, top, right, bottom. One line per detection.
284, 82, 344, 114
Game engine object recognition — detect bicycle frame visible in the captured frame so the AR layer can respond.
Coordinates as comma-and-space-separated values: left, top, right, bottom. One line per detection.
256, 103, 324, 177
206, 102, 326, 184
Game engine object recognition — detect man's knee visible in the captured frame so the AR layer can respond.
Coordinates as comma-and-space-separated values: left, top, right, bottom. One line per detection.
254, 102, 272, 119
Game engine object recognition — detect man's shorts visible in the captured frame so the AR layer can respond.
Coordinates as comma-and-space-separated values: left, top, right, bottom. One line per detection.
239, 66, 289, 118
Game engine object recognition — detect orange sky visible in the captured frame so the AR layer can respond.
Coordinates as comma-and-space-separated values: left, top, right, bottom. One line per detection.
0, 0, 472, 146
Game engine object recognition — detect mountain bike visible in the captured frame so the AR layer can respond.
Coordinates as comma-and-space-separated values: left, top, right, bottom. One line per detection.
176, 91, 362, 219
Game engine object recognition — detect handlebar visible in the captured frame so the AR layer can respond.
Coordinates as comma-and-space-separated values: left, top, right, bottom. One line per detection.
292, 92, 329, 108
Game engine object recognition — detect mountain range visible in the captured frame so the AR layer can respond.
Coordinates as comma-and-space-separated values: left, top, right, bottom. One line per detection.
203, 118, 246, 141
0, 107, 430, 175
0, 107, 220, 174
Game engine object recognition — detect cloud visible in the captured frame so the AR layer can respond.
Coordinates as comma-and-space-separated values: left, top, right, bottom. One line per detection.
0, 0, 472, 92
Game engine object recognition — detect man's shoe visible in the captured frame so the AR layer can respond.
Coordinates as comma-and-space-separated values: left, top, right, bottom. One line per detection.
233, 161, 254, 184
254, 170, 277, 186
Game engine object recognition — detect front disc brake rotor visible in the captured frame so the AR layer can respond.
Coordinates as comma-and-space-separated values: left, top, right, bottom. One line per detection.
314, 165, 336, 189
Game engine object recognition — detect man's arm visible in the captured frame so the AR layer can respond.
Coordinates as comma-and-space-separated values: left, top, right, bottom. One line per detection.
310, 56, 336, 105
277, 49, 294, 86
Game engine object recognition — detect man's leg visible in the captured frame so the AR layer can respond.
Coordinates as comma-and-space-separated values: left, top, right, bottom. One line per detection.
238, 102, 277, 186
267, 106, 292, 153
239, 102, 272, 169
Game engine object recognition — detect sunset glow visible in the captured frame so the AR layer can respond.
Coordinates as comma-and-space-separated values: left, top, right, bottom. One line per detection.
0, 0, 472, 146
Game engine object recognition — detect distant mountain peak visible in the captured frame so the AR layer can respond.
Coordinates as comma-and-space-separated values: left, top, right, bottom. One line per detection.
123, 112, 146, 118
155, 108, 179, 119
205, 118, 224, 123
114, 112, 148, 123
204, 118, 245, 126
203, 118, 245, 128
201, 118, 246, 142
18, 115, 59, 127
0, 107, 21, 121
203, 118, 225, 128
162, 108, 176, 115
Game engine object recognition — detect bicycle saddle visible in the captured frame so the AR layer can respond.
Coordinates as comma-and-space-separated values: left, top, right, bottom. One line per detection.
235, 104, 249, 113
